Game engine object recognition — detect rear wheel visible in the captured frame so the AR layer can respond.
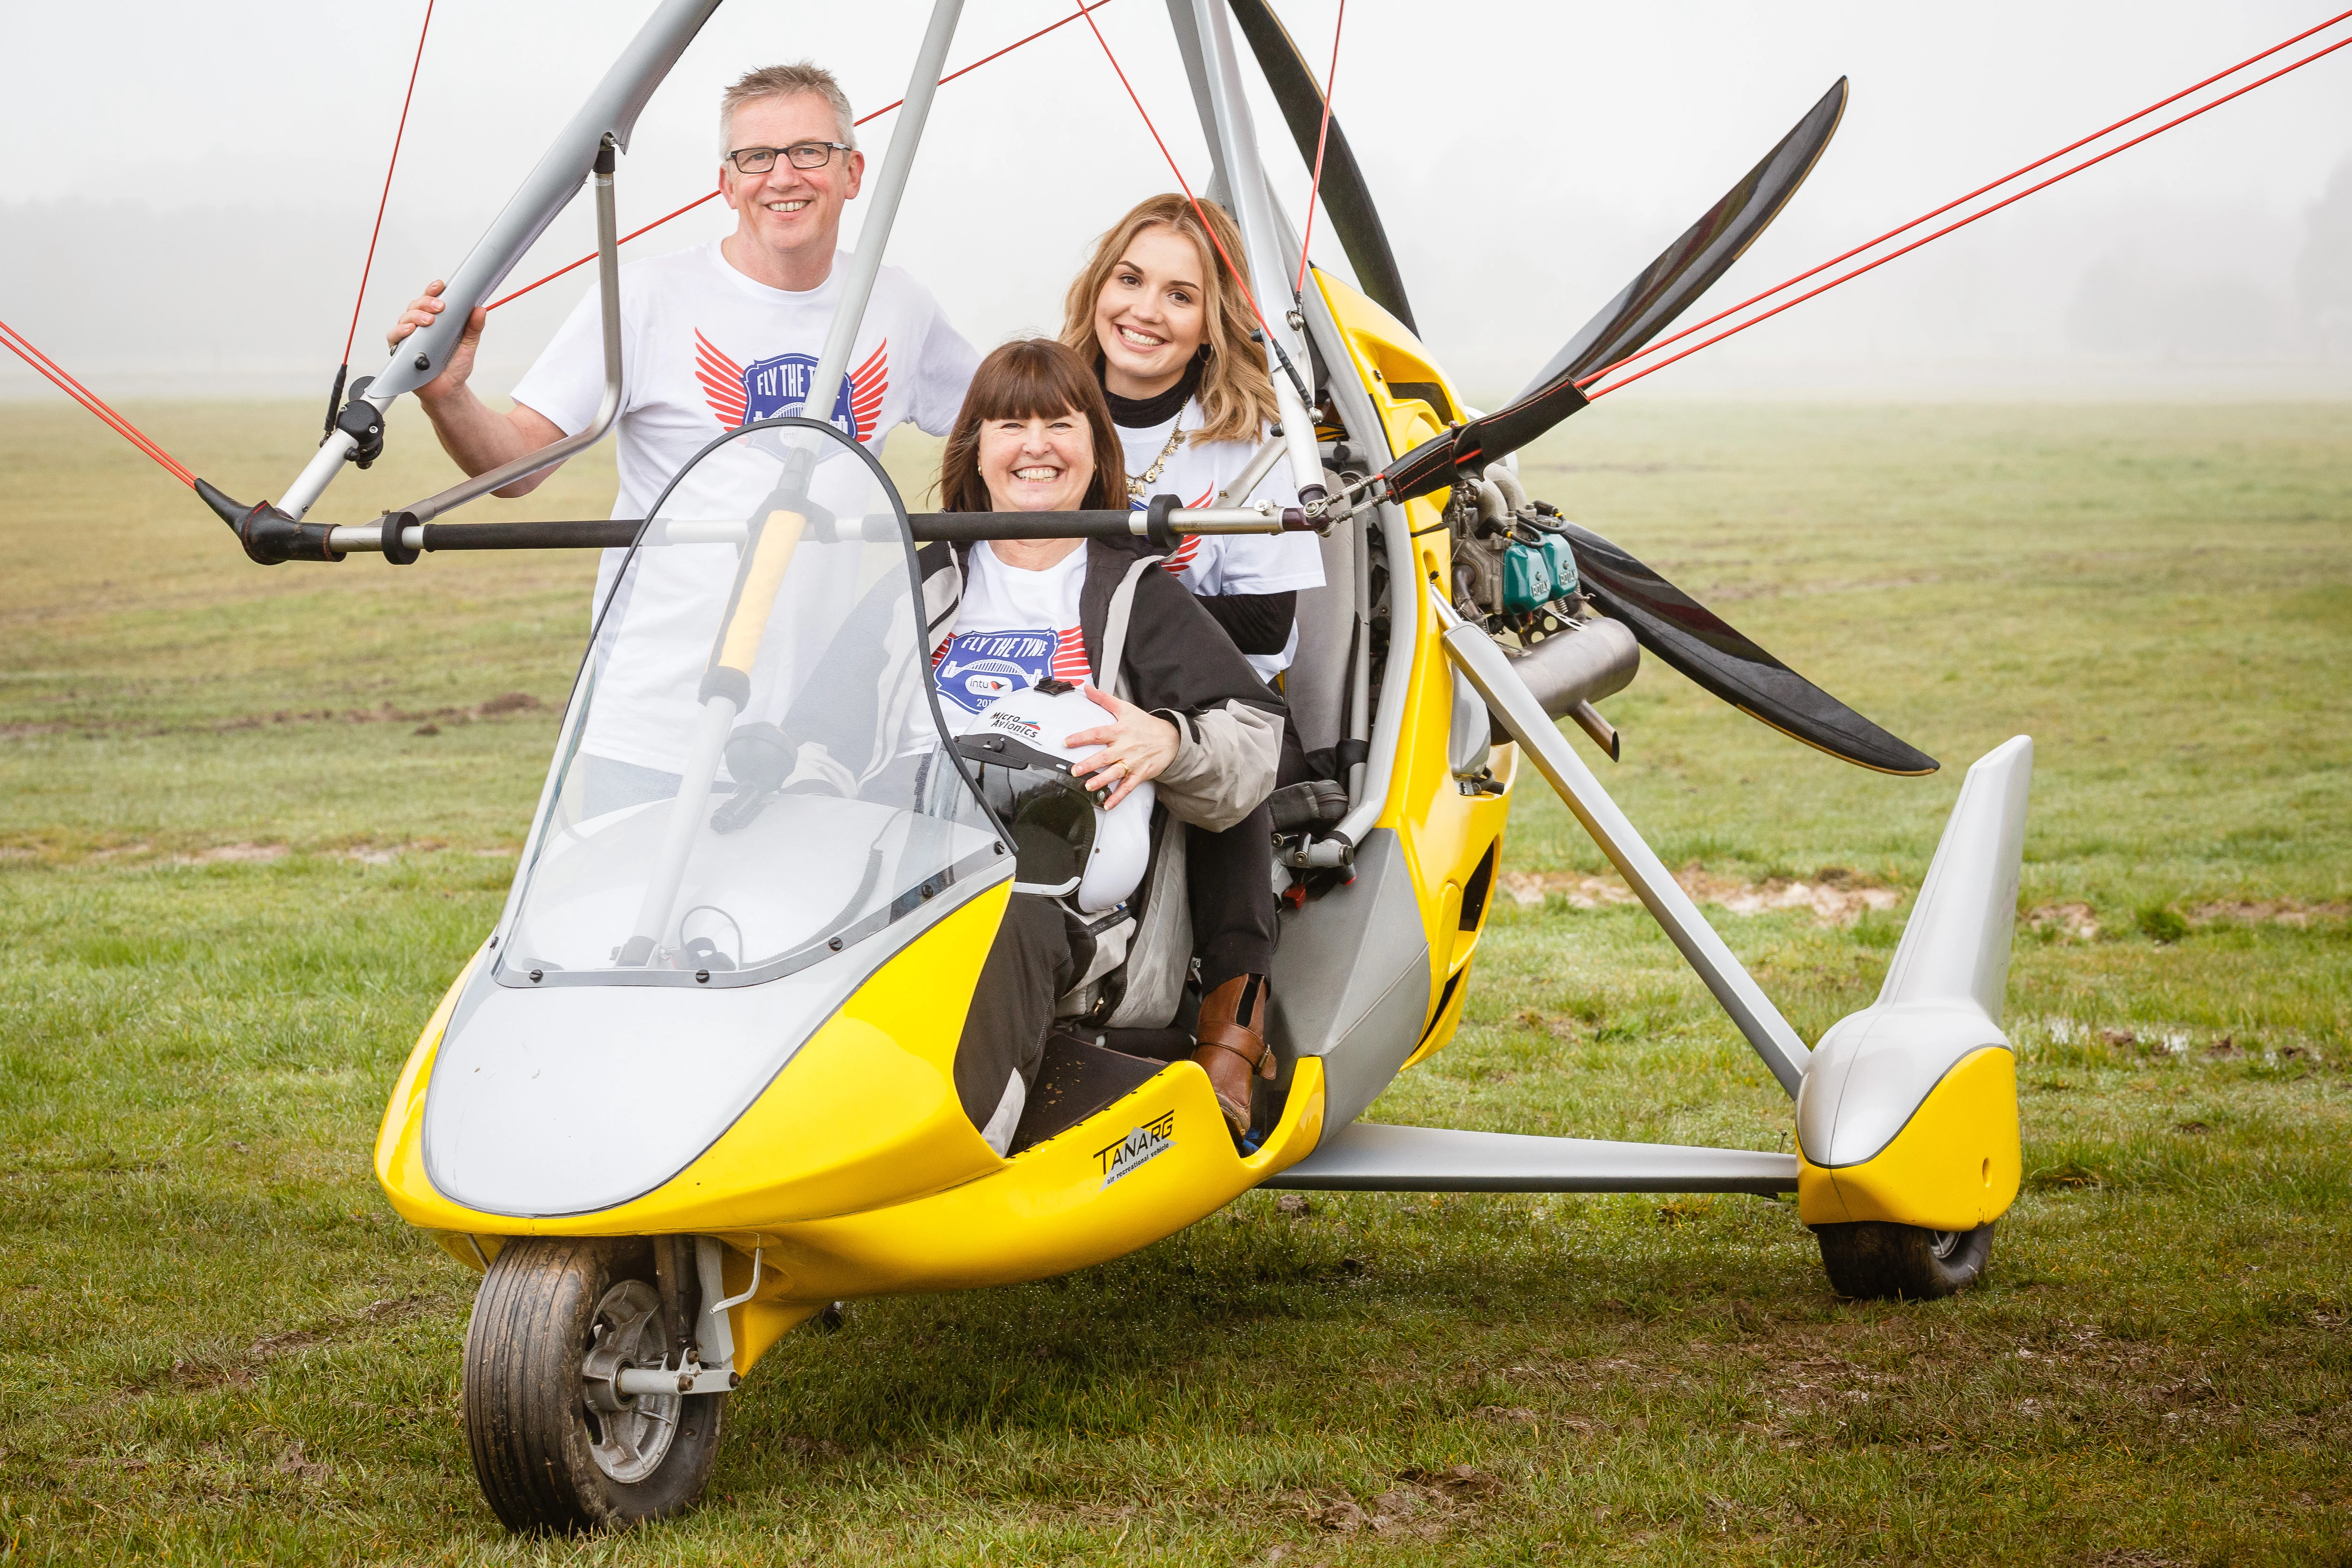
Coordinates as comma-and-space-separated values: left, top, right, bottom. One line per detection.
1814, 1221, 1994, 1300
462, 1237, 725, 1533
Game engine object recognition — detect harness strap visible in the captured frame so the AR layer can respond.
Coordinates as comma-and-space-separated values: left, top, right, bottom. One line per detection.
1094, 552, 1165, 701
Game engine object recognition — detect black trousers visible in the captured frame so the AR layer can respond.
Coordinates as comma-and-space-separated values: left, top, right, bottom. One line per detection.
1184, 713, 1317, 997
953, 892, 1077, 1136
1186, 802, 1276, 998
954, 800, 1283, 1134
1187, 698, 1312, 998
954, 708, 1306, 1135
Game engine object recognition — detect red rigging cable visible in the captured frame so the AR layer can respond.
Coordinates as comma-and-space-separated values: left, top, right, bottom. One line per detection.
343, 0, 437, 365
1583, 31, 2352, 400
491, 189, 723, 310
1581, 6, 2352, 390
1295, 0, 1343, 298
490, 0, 1121, 312
1072, 0, 1277, 338
0, 318, 194, 487
859, 0, 1117, 126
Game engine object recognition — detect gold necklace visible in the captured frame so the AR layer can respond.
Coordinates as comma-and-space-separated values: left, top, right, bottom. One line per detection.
1126, 422, 1187, 500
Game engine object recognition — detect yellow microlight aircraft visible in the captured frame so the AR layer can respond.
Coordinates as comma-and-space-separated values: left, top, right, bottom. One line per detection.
194, 0, 2029, 1532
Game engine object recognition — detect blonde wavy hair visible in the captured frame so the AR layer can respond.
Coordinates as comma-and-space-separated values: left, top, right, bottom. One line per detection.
1059, 194, 1277, 448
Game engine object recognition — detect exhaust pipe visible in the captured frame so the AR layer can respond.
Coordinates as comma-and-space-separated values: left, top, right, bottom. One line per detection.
1566, 700, 1620, 762
1489, 617, 1639, 748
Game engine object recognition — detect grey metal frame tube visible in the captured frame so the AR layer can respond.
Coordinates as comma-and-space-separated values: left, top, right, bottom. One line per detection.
1175, 0, 1326, 504
1258, 176, 1375, 805
1263, 1121, 1798, 1195
620, 0, 965, 963
1163, 0, 1233, 206
387, 141, 628, 526
277, 0, 720, 520
1295, 267, 1409, 852
799, 0, 963, 439
1432, 587, 1813, 1095
1178, 0, 1296, 335
371, 0, 717, 403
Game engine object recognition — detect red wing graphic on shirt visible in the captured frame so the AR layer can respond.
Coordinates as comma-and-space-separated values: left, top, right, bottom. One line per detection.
845, 342, 887, 441
695, 331, 889, 441
1161, 484, 1217, 574
696, 331, 748, 428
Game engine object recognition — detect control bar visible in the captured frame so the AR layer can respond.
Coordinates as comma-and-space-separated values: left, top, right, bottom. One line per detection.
314, 500, 1317, 560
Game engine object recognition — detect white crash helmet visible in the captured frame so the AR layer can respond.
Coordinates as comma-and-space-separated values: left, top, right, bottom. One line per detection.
954, 681, 1154, 915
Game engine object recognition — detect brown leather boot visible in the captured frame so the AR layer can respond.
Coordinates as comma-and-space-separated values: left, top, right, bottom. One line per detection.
1192, 974, 1276, 1133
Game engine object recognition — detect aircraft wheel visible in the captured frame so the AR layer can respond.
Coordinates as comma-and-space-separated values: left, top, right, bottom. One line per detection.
463, 1237, 725, 1533
1813, 1221, 1994, 1301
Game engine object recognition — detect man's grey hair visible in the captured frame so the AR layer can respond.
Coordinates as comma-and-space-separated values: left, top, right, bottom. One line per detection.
720, 62, 857, 157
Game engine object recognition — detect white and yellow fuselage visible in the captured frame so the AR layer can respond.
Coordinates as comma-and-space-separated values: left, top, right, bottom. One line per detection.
375, 272, 1516, 1375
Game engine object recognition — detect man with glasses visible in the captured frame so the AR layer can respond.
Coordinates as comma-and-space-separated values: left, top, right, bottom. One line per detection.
387, 61, 978, 531
386, 62, 979, 807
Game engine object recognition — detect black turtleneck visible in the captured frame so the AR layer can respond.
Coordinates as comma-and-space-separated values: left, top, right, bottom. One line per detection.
1096, 348, 1296, 664
1100, 349, 1207, 429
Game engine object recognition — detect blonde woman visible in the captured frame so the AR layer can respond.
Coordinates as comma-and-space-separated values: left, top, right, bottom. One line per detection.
1060, 194, 1325, 686
1059, 199, 1329, 1117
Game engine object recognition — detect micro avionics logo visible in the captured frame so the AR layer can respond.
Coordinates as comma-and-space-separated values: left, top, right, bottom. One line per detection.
985, 709, 1044, 742
1096, 1111, 1175, 1189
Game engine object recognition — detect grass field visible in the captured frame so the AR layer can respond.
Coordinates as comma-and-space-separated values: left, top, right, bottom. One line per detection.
1, 398, 2347, 1565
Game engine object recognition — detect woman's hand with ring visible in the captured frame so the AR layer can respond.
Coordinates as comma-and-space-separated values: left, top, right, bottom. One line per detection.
1066, 687, 1180, 809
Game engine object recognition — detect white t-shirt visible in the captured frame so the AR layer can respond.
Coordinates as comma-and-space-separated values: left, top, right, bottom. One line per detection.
930, 542, 1092, 734
513, 242, 978, 772
1117, 399, 1323, 679
513, 240, 977, 528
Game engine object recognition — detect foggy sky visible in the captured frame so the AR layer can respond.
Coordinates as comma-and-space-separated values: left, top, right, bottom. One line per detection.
4, 0, 2350, 403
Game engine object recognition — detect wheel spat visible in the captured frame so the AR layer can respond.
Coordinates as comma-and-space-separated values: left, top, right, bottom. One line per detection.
1559, 519, 1938, 776
1224, 0, 1417, 334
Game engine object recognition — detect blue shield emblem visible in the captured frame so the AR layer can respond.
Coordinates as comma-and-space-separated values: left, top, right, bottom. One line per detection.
934, 630, 1062, 716
739, 351, 856, 430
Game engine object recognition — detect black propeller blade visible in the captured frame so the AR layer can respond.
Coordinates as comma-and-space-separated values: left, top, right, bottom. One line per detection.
1513, 78, 1849, 401
1557, 519, 1939, 776
1374, 78, 1851, 505
1379, 371, 1590, 502
1225, 0, 1417, 334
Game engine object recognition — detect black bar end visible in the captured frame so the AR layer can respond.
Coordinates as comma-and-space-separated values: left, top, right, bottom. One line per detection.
195, 478, 342, 566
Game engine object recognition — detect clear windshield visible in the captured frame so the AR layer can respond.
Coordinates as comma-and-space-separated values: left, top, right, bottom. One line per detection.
494, 417, 1001, 989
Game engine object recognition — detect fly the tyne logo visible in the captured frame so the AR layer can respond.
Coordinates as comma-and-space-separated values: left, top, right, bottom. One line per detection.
696, 333, 888, 439
957, 632, 1052, 662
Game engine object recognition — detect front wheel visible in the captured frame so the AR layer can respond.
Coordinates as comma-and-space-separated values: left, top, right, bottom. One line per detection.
462, 1237, 725, 1533
1814, 1221, 1994, 1300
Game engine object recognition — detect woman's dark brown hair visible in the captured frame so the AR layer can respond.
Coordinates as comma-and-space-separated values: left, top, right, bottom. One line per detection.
939, 338, 1128, 513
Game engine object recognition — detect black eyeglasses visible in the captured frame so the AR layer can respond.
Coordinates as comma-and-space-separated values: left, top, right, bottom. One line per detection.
726, 142, 852, 175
